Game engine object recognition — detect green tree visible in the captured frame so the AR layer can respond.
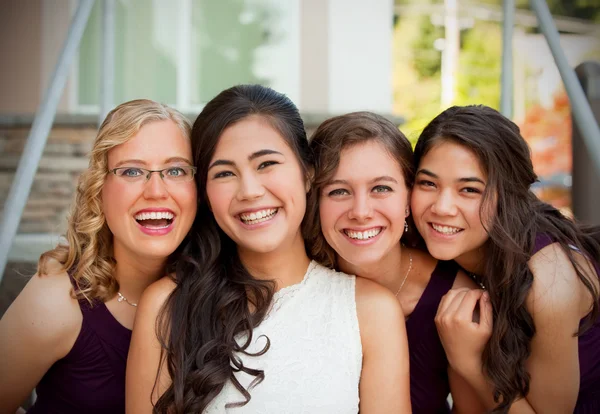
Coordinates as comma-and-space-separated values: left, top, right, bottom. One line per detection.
411, 16, 444, 79
455, 22, 502, 108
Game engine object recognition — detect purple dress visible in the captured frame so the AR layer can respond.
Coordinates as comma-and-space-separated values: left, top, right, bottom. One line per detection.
534, 235, 600, 413
27, 291, 132, 414
406, 260, 458, 413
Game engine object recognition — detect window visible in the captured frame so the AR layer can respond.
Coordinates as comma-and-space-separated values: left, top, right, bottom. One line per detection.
74, 0, 299, 113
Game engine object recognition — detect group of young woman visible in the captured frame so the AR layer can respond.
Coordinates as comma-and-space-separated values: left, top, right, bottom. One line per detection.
0, 84, 598, 414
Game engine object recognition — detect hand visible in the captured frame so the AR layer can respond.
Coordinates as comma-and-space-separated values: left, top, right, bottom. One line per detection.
435, 288, 493, 376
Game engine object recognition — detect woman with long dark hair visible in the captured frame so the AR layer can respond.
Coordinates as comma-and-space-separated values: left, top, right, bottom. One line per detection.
305, 111, 484, 413
411, 104, 600, 413
126, 85, 411, 413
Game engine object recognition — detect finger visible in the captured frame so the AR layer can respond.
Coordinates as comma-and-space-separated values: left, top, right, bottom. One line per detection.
440, 289, 470, 319
479, 291, 493, 329
454, 289, 484, 323
437, 287, 471, 317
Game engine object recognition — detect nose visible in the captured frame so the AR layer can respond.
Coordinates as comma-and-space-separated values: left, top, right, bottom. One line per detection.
347, 193, 373, 221
430, 189, 457, 216
143, 172, 169, 200
236, 172, 265, 201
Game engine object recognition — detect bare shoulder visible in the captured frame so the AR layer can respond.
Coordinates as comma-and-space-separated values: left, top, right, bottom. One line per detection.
452, 269, 480, 289
355, 276, 405, 323
137, 275, 177, 315
1, 261, 81, 354
527, 242, 583, 318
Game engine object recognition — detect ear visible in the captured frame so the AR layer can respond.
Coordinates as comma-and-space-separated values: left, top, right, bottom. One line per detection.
305, 167, 315, 194
405, 190, 411, 217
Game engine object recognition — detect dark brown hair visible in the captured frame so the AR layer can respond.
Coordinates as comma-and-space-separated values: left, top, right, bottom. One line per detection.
414, 104, 600, 413
154, 85, 312, 413
305, 111, 415, 269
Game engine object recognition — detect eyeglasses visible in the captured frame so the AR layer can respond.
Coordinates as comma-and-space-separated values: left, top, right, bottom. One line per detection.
108, 166, 197, 183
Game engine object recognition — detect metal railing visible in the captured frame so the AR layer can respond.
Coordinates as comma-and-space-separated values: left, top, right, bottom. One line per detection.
501, 0, 600, 178
0, 0, 96, 282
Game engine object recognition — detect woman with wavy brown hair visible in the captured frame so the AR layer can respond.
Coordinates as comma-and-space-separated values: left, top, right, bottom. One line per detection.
305, 111, 484, 413
0, 99, 197, 414
411, 104, 600, 413
126, 85, 411, 413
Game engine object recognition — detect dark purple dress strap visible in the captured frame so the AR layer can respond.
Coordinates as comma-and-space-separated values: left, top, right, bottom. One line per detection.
533, 233, 555, 253
406, 260, 459, 413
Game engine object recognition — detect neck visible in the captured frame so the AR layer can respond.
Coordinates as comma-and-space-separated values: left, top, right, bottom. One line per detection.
238, 230, 311, 291
455, 247, 486, 276
338, 243, 405, 293
113, 248, 167, 304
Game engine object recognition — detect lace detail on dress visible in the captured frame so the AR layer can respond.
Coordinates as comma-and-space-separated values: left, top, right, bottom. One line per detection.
264, 260, 318, 321
204, 262, 362, 413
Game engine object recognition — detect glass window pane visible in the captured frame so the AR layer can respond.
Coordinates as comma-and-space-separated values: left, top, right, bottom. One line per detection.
76, 0, 299, 110
190, 0, 299, 105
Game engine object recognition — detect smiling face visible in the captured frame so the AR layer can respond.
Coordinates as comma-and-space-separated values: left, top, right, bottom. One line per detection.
205, 115, 308, 256
411, 140, 493, 269
101, 119, 197, 262
319, 141, 410, 268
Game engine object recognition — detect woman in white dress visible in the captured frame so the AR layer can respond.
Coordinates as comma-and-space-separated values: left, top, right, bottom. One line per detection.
126, 84, 411, 413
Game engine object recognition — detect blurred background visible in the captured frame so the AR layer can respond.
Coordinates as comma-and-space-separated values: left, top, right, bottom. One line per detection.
1, 0, 599, 313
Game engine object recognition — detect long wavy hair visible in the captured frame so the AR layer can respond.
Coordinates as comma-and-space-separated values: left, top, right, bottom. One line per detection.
304, 111, 416, 269
154, 84, 313, 413
414, 104, 600, 413
37, 99, 191, 303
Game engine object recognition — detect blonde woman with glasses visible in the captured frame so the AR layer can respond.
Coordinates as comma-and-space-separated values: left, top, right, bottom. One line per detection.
0, 99, 197, 414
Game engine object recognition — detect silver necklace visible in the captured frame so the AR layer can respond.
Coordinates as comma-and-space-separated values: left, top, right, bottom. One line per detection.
117, 291, 138, 307
395, 251, 413, 297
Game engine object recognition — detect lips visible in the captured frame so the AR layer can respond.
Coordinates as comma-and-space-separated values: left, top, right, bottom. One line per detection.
237, 207, 279, 226
430, 222, 463, 235
134, 208, 175, 229
343, 227, 383, 240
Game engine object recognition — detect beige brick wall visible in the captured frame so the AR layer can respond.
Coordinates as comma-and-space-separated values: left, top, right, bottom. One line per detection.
0, 124, 97, 234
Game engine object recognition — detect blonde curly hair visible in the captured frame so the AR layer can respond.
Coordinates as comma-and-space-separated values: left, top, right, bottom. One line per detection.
37, 99, 192, 303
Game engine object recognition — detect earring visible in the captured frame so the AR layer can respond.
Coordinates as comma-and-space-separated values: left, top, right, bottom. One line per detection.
404, 221, 409, 233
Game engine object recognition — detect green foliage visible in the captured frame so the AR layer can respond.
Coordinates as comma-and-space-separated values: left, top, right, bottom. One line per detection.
455, 22, 502, 109
411, 16, 444, 78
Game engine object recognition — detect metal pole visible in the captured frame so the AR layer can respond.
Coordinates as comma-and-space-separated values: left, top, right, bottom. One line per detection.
500, 0, 515, 118
0, 0, 96, 281
441, 0, 459, 107
529, 0, 600, 178
99, 0, 116, 126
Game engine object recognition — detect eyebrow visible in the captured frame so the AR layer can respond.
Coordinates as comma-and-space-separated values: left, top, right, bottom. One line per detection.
208, 149, 284, 170
114, 157, 192, 168
416, 168, 486, 185
324, 176, 398, 187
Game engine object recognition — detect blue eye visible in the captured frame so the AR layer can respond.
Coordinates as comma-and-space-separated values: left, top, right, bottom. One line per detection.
165, 167, 185, 177
328, 188, 350, 197
120, 168, 144, 177
373, 185, 392, 193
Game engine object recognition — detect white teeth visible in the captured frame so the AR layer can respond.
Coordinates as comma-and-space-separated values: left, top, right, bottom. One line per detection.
431, 223, 462, 234
345, 228, 382, 240
240, 208, 278, 224
134, 211, 174, 221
